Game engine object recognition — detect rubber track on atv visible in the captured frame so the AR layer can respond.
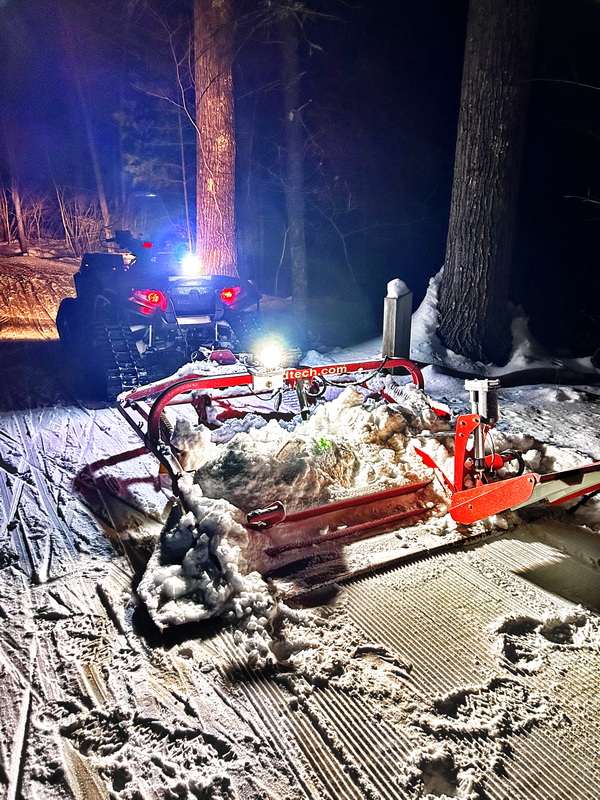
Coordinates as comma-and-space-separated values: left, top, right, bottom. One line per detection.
95, 322, 149, 398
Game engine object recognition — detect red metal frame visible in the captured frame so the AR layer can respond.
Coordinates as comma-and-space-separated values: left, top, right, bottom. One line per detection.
119, 356, 424, 445
263, 506, 430, 557
123, 356, 423, 402
250, 480, 433, 557
449, 474, 539, 524
447, 417, 600, 524
116, 356, 600, 529
453, 413, 482, 491
247, 480, 431, 529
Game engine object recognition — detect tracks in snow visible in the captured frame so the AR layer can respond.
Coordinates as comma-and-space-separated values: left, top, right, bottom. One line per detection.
0, 404, 169, 584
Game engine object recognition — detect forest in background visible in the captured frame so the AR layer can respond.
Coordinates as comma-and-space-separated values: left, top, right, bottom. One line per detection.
0, 0, 599, 353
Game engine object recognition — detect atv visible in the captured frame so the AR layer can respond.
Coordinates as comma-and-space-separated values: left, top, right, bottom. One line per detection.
57, 217, 263, 399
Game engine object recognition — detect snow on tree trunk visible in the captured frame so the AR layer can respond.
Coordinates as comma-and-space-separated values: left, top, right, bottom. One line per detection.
438, 0, 539, 365
194, 0, 238, 277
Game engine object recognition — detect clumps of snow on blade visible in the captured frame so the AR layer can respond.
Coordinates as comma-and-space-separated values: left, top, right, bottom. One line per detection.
175, 357, 244, 380
137, 475, 276, 667
138, 383, 455, 662
169, 417, 217, 471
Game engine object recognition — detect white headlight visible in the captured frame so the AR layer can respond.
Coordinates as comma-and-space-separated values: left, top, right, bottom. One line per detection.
257, 343, 284, 370
180, 252, 202, 275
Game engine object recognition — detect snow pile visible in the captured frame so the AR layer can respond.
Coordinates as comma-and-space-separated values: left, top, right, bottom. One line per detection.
137, 475, 276, 666
196, 383, 451, 513
175, 355, 246, 380
169, 417, 217, 471
411, 269, 600, 376
137, 383, 455, 657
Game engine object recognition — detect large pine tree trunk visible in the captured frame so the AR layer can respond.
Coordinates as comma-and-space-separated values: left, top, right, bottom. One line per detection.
438, 0, 539, 364
194, 0, 238, 277
279, 9, 309, 324
177, 107, 193, 251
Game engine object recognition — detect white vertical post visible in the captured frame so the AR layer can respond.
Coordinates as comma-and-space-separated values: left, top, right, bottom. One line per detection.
382, 278, 413, 359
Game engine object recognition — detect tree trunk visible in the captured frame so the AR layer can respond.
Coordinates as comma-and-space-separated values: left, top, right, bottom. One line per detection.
236, 107, 257, 282
60, 16, 113, 248
194, 0, 237, 277
78, 95, 114, 247
0, 113, 28, 254
11, 179, 28, 255
0, 185, 12, 245
438, 0, 539, 365
279, 9, 309, 325
177, 107, 193, 251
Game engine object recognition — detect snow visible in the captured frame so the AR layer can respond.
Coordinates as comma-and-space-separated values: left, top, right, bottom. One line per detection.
137, 474, 277, 666
492, 608, 600, 673
131, 273, 600, 683
387, 278, 411, 298
169, 417, 217, 471
411, 269, 599, 376
3, 255, 600, 799
135, 381, 458, 666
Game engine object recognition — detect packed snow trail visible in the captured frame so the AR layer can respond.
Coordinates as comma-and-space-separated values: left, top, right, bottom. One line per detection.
1, 253, 600, 800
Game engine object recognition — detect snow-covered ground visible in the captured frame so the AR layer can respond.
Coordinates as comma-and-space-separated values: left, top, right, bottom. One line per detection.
1, 254, 600, 800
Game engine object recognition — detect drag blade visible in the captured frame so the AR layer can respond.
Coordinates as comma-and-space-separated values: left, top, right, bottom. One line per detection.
450, 474, 538, 524
264, 504, 429, 557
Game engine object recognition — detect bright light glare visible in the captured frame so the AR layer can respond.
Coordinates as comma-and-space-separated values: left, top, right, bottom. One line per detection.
180, 253, 203, 275
257, 343, 284, 370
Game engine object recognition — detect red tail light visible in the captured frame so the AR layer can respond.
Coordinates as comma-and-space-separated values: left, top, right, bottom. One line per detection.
131, 289, 167, 314
220, 286, 242, 305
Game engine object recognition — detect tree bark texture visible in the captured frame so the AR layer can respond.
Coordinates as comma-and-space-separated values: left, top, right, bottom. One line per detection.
236, 113, 258, 282
194, 0, 238, 276
279, 9, 309, 322
0, 189, 12, 245
438, 0, 539, 364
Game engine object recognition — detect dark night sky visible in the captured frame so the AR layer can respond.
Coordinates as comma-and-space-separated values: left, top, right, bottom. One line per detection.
1, 0, 600, 353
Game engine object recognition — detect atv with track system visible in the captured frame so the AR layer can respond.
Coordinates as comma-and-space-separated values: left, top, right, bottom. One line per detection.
57, 233, 263, 399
